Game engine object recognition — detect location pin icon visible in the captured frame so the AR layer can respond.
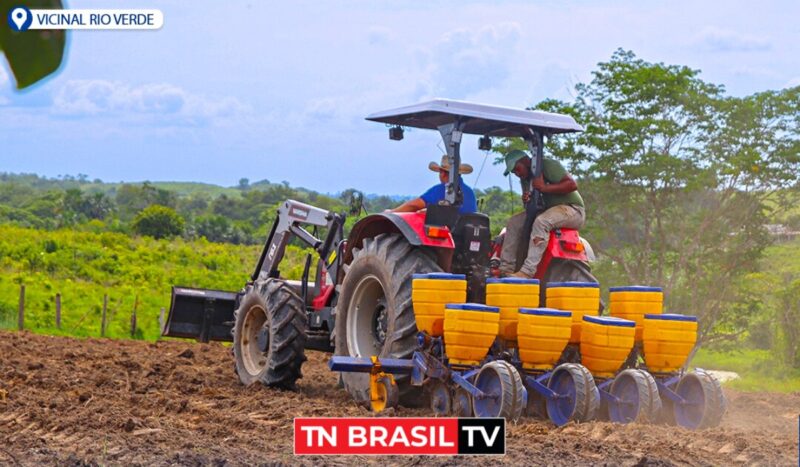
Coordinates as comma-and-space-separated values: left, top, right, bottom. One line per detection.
9, 7, 29, 31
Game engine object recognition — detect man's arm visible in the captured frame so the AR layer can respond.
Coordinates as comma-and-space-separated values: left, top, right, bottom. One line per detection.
390, 197, 426, 212
390, 184, 442, 212
531, 173, 577, 194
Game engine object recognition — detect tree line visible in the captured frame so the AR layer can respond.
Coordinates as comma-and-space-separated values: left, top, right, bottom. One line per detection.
0, 175, 521, 243
0, 176, 382, 243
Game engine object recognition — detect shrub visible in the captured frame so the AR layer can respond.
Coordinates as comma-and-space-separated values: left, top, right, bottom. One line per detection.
132, 205, 185, 239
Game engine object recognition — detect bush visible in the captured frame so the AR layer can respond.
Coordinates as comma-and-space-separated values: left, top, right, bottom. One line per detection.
132, 205, 185, 239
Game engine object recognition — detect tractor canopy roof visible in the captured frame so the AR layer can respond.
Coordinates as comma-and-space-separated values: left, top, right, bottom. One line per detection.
366, 98, 583, 137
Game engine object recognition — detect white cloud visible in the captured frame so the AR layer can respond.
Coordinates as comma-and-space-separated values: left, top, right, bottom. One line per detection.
294, 22, 533, 138
422, 22, 523, 98
51, 80, 250, 122
695, 27, 771, 52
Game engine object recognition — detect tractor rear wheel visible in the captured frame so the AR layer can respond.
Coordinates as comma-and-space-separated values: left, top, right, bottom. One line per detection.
233, 278, 307, 389
334, 233, 442, 406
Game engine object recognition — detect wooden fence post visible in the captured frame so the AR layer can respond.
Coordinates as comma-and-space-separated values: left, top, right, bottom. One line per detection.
17, 285, 25, 331
101, 294, 108, 337
130, 295, 139, 338
55, 293, 62, 329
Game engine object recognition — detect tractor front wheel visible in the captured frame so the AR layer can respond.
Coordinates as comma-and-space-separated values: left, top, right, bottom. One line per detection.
232, 279, 307, 389
334, 233, 441, 407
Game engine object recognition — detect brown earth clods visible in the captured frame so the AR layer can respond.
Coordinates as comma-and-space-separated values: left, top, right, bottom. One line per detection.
0, 330, 798, 466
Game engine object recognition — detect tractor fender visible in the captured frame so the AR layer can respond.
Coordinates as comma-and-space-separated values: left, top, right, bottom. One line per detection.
342, 212, 454, 266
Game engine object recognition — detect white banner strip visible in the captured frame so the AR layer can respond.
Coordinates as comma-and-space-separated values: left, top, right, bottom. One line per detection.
26, 9, 163, 30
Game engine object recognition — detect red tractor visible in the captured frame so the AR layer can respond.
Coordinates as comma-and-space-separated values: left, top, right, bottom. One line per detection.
163, 99, 598, 408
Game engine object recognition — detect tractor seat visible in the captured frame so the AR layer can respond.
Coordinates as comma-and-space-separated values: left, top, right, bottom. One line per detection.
453, 212, 490, 232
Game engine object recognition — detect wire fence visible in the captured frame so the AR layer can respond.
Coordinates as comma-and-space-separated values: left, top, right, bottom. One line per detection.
5, 284, 165, 340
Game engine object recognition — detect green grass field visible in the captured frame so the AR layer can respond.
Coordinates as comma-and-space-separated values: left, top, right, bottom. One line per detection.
0, 226, 313, 341
693, 348, 800, 393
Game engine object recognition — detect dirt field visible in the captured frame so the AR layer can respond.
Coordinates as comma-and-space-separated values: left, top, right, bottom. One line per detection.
1, 331, 798, 466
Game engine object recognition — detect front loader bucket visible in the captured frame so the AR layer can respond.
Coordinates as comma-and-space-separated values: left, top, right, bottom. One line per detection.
163, 286, 240, 342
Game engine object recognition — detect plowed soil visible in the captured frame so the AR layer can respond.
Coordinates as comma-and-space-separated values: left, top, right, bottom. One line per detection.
1, 331, 798, 466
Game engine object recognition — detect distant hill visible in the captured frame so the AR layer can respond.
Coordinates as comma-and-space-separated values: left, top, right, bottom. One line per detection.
83, 181, 244, 199
0, 172, 414, 202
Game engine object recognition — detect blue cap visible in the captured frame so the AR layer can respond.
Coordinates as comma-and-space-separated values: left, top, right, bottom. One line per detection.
445, 303, 500, 313
609, 286, 663, 293
644, 313, 697, 322
412, 273, 466, 280
486, 278, 540, 285
583, 315, 635, 327
519, 307, 571, 317
547, 281, 600, 288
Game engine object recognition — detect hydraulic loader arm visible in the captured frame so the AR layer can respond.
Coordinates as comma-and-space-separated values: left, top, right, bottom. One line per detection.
252, 199, 344, 282
163, 199, 345, 343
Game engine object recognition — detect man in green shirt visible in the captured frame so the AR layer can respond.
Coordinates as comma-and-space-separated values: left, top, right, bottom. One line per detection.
500, 149, 585, 278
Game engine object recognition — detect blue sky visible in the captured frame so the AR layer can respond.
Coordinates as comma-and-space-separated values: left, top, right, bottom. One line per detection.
1, 0, 798, 196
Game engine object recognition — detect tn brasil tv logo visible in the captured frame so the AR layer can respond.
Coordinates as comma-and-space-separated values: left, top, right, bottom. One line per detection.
294, 417, 505, 456
7, 5, 163, 31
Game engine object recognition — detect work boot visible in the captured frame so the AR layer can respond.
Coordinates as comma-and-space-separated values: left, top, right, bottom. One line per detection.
510, 270, 534, 279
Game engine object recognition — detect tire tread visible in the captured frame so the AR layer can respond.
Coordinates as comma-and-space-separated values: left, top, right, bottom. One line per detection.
233, 279, 307, 389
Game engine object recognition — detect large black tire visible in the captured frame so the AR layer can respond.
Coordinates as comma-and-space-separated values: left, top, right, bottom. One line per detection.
233, 279, 307, 389
334, 233, 441, 406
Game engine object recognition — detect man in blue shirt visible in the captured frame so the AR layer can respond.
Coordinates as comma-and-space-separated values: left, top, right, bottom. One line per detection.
391, 155, 477, 214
